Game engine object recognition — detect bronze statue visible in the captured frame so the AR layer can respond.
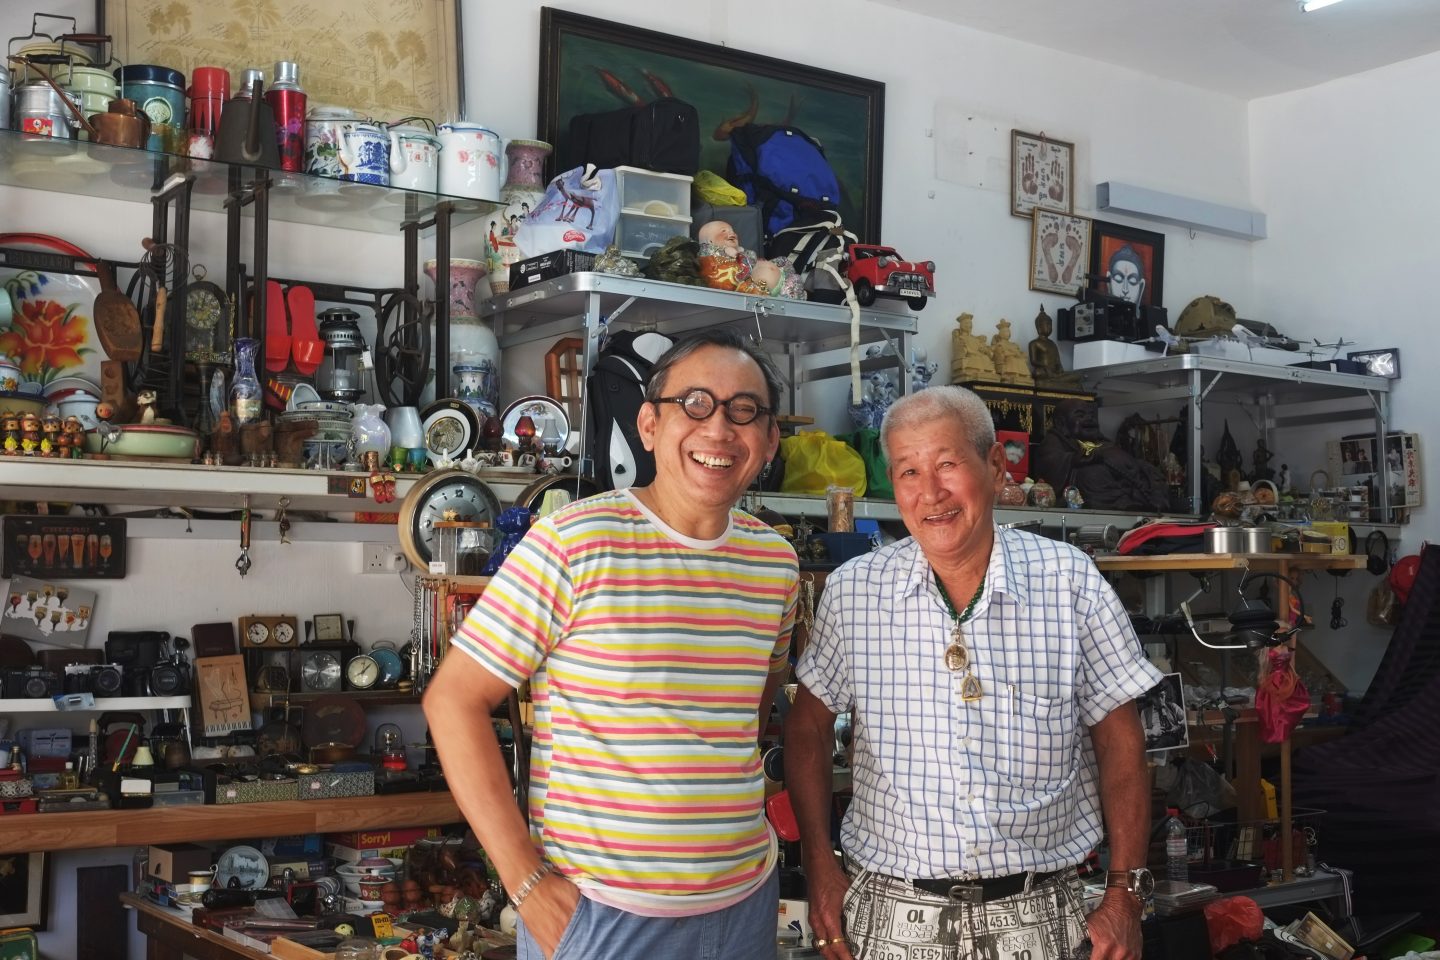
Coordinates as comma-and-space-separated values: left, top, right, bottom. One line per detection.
1028, 306, 1083, 388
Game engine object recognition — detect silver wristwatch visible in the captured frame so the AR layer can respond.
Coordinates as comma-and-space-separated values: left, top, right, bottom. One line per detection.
1104, 867, 1155, 900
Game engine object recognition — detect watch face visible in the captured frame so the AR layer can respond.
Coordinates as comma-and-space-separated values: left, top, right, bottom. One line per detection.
246, 621, 270, 646
1132, 868, 1155, 898
400, 471, 502, 570
274, 622, 296, 645
346, 654, 379, 689
302, 652, 342, 692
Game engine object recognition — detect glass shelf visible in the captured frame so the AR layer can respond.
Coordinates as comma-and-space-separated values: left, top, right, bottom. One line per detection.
0, 128, 497, 235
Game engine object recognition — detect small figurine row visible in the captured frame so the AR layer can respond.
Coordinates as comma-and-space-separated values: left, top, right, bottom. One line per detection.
2, 412, 87, 459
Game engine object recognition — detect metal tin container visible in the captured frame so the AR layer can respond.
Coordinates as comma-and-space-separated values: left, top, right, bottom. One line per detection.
1206, 526, 1247, 554
13, 83, 72, 139
115, 64, 186, 151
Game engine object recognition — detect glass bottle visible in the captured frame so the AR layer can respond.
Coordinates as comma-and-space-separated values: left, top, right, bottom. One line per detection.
230, 337, 262, 425
59, 761, 78, 790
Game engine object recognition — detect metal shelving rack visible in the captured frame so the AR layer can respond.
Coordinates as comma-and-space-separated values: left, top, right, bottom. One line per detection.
1077, 354, 1392, 514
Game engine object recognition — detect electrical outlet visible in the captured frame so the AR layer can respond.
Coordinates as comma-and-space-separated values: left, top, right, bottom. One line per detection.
362, 542, 395, 574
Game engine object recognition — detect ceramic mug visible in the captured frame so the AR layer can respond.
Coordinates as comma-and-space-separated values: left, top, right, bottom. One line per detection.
388, 124, 439, 193
437, 122, 501, 200
338, 122, 389, 186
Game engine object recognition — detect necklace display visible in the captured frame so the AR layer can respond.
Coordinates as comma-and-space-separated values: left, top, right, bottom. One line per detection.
935, 571, 986, 702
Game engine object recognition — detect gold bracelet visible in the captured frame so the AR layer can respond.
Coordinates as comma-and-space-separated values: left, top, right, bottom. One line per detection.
508, 862, 554, 910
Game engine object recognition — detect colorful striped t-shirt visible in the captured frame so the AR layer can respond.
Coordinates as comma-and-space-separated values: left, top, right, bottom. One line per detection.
451, 489, 798, 914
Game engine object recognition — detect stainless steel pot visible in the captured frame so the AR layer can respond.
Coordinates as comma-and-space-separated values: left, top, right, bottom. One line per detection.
1207, 526, 1246, 554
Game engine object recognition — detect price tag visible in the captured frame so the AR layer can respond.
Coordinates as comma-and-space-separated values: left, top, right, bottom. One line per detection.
428, 560, 448, 575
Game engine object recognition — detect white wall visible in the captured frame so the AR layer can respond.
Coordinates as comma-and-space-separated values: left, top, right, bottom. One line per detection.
1248, 50, 1440, 691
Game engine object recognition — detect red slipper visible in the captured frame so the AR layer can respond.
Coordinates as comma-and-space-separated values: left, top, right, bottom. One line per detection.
263, 280, 290, 372
287, 284, 322, 376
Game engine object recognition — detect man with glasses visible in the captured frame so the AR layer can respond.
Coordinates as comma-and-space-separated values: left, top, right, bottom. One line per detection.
1106, 244, 1147, 305
786, 385, 1160, 960
425, 328, 798, 960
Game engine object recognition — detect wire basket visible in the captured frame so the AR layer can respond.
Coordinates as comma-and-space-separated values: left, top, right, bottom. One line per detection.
1183, 807, 1323, 874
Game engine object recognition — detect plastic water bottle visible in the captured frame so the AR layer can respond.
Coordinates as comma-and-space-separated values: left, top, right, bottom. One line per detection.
1164, 807, 1189, 882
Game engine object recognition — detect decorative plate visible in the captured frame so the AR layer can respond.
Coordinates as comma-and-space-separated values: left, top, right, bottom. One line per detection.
0, 233, 108, 392
420, 398, 481, 465
500, 394, 570, 449
215, 844, 270, 890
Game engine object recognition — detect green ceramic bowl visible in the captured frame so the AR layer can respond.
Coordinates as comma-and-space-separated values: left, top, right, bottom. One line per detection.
84, 424, 199, 460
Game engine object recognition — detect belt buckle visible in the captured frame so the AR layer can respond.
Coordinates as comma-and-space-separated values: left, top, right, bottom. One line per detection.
946, 872, 983, 903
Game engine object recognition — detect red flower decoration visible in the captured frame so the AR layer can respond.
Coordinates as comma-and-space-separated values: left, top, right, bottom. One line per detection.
0, 299, 90, 381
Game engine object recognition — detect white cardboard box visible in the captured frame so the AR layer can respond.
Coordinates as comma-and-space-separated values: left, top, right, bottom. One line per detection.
1072, 340, 1154, 368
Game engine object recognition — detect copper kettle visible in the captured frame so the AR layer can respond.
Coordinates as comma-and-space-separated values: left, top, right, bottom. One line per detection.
89, 98, 150, 149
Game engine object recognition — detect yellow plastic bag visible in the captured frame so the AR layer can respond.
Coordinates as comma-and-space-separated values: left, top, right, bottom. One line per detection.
693, 170, 749, 207
780, 432, 867, 497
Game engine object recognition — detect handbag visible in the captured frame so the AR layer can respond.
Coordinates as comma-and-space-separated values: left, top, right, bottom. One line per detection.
513, 165, 620, 258
560, 97, 700, 175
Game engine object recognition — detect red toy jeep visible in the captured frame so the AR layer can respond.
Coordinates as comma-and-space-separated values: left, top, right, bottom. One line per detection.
843, 243, 936, 311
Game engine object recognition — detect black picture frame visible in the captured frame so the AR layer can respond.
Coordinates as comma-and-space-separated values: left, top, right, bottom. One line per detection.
3, 517, 127, 579
0, 852, 48, 930
1347, 348, 1401, 379
1089, 220, 1166, 310
538, 7, 885, 244
1140, 672, 1188, 754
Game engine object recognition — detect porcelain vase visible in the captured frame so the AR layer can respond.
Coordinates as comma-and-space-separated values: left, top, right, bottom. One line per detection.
424, 258, 488, 319
349, 403, 392, 459
485, 139, 552, 295
449, 318, 501, 416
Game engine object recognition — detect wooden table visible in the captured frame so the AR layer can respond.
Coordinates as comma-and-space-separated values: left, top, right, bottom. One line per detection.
121, 893, 271, 960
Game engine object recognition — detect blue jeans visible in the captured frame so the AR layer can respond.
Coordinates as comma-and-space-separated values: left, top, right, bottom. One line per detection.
517, 869, 779, 960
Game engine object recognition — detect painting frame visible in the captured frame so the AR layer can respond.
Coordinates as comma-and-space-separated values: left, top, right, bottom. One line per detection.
1029, 209, 1091, 297
538, 7, 885, 244
0, 852, 48, 930
1089, 220, 1166, 309
1011, 129, 1075, 218
96, 0, 466, 123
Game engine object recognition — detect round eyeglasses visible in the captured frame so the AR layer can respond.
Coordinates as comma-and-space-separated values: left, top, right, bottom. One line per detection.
653, 388, 772, 425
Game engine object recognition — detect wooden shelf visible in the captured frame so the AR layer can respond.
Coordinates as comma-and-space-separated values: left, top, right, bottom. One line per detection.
0, 791, 462, 854
247, 689, 420, 711
1093, 552, 1366, 572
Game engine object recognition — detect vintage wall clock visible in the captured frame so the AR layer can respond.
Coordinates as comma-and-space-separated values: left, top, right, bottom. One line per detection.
396, 469, 502, 571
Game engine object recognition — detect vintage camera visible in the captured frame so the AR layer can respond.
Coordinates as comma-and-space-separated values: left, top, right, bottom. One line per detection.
63, 663, 126, 698
146, 655, 191, 697
4, 668, 61, 700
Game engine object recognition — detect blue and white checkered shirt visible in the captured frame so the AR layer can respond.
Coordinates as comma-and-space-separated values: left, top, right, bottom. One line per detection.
796, 526, 1163, 880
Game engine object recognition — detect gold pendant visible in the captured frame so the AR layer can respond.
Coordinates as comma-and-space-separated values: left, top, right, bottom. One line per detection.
960, 672, 984, 702
944, 642, 969, 672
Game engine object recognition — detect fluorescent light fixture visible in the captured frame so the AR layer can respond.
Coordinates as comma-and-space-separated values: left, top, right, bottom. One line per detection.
1300, 0, 1345, 11
1096, 182, 1267, 241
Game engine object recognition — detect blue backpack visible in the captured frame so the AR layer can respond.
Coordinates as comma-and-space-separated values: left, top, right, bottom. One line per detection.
727, 124, 842, 244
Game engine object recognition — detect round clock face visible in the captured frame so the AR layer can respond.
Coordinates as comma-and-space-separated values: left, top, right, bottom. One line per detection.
397, 470, 502, 571
346, 654, 379, 690
274, 622, 296, 645
302, 652, 341, 691
185, 283, 224, 330
246, 622, 270, 646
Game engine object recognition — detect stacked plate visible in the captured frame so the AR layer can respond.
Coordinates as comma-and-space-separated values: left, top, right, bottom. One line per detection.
280, 400, 354, 468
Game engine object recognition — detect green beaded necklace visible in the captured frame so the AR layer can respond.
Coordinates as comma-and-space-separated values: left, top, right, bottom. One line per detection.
935, 572, 986, 701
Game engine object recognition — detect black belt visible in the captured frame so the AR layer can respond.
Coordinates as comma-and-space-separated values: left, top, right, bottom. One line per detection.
910, 868, 1066, 903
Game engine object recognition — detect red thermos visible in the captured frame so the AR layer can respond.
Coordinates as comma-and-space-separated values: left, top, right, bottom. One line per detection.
188, 65, 230, 137
264, 60, 306, 172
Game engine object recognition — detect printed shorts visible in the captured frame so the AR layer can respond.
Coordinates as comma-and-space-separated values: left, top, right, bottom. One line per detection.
841, 867, 1090, 960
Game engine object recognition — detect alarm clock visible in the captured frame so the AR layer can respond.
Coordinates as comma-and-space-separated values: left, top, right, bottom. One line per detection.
300, 650, 343, 692
240, 615, 299, 648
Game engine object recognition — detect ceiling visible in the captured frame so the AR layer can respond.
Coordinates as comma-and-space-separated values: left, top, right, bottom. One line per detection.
870, 0, 1440, 99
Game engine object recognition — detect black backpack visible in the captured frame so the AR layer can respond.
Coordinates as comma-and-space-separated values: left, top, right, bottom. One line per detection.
586, 330, 673, 491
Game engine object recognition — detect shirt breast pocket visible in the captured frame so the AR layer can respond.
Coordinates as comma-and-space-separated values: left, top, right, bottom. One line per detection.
998, 690, 1077, 787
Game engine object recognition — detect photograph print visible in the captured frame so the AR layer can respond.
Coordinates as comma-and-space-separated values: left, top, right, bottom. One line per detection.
1140, 672, 1188, 753
1090, 220, 1166, 309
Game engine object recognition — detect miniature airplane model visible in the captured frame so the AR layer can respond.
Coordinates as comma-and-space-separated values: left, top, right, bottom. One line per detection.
1309, 337, 1355, 360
